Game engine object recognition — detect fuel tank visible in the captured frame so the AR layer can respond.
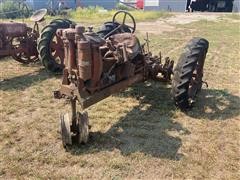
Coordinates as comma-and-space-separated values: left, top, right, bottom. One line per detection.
0, 22, 28, 37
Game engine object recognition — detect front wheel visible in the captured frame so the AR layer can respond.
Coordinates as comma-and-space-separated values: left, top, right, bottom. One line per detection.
171, 37, 209, 110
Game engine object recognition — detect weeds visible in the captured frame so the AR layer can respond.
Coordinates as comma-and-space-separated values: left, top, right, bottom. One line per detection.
67, 7, 171, 24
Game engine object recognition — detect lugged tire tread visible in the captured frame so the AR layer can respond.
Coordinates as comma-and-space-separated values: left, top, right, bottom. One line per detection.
38, 19, 73, 72
171, 37, 209, 110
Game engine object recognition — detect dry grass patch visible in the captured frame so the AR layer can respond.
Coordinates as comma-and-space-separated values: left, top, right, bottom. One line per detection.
0, 14, 240, 179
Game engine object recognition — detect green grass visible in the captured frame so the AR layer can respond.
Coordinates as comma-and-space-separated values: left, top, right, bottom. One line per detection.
1, 7, 171, 26
48, 7, 171, 25
0, 14, 239, 179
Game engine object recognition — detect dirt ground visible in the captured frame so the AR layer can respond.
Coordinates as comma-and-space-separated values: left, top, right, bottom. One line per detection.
137, 13, 225, 34
0, 13, 240, 179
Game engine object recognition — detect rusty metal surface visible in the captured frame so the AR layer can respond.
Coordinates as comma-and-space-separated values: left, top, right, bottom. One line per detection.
109, 33, 141, 60
0, 22, 39, 63
79, 73, 144, 109
56, 23, 174, 111
0, 22, 27, 37
54, 11, 184, 148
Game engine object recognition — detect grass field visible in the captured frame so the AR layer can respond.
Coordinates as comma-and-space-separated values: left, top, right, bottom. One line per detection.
68, 7, 171, 23
0, 13, 240, 179
1, 8, 171, 26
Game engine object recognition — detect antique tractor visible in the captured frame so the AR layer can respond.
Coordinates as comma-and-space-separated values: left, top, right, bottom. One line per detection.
0, 8, 73, 68
0, 21, 39, 63
0, 9, 48, 63
54, 11, 209, 147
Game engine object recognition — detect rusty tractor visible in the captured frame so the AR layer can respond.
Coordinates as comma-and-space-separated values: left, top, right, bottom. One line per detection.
0, 9, 48, 63
0, 21, 40, 63
0, 9, 73, 68
53, 11, 209, 147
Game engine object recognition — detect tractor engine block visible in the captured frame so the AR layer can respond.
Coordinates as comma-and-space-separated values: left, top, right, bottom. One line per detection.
57, 25, 145, 96
55, 24, 174, 110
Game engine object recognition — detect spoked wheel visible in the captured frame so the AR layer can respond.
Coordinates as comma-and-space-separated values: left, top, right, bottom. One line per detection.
11, 36, 38, 64
38, 19, 73, 72
12, 51, 38, 64
60, 100, 89, 148
103, 10, 136, 39
112, 10, 136, 33
50, 35, 64, 67
171, 37, 209, 110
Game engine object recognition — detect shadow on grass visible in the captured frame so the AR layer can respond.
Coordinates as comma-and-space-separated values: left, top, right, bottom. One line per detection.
68, 82, 189, 160
0, 68, 57, 91
67, 82, 240, 160
187, 89, 240, 120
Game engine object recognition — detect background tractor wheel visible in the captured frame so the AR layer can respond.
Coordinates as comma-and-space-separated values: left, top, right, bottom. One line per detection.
38, 19, 73, 72
171, 37, 209, 110
11, 35, 38, 64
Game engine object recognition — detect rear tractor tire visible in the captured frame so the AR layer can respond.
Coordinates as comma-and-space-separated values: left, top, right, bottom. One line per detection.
171, 37, 209, 110
38, 19, 74, 72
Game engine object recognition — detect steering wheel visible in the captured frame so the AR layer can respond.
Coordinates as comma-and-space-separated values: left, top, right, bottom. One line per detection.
104, 10, 136, 38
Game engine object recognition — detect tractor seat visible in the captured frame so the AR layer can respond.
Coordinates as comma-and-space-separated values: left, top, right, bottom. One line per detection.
109, 33, 142, 59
